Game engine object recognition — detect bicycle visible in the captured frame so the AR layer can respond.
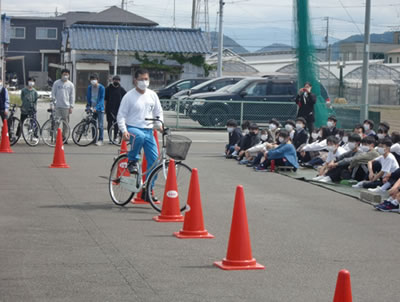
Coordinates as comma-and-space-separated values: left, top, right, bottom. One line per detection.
21, 105, 41, 146
108, 117, 192, 212
41, 101, 71, 147
108, 112, 122, 146
71, 108, 98, 146
2, 104, 21, 146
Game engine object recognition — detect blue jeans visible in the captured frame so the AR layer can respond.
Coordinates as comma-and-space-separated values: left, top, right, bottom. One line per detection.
127, 126, 159, 181
94, 111, 104, 141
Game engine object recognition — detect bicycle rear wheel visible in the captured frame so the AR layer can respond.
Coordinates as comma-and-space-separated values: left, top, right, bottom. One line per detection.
146, 160, 192, 212
72, 121, 97, 146
21, 117, 40, 146
109, 154, 135, 206
108, 121, 122, 146
8, 117, 21, 146
41, 119, 70, 147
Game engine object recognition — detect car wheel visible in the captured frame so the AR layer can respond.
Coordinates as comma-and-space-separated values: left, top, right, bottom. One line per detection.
206, 107, 228, 127
198, 118, 209, 127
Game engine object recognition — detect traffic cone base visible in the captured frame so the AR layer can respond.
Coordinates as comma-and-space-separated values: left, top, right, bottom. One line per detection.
0, 121, 14, 153
49, 163, 70, 168
152, 214, 184, 222
173, 229, 214, 239
214, 259, 265, 271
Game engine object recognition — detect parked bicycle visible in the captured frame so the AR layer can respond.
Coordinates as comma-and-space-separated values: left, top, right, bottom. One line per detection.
41, 101, 71, 147
72, 108, 98, 146
108, 112, 122, 146
3, 104, 21, 146
21, 104, 40, 146
108, 117, 192, 212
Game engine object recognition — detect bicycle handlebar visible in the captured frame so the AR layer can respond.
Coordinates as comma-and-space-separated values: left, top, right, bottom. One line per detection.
145, 117, 168, 135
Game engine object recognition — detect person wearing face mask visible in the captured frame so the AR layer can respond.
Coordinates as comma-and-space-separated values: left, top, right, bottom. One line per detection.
292, 117, 309, 154
313, 136, 346, 181
241, 129, 274, 166
0, 77, 10, 126
117, 69, 163, 192
348, 136, 379, 182
225, 119, 242, 158
363, 119, 376, 137
298, 126, 329, 166
268, 118, 281, 142
52, 69, 75, 141
323, 115, 339, 138
105, 75, 127, 144
390, 131, 400, 165
353, 124, 365, 139
20, 77, 39, 128
295, 82, 316, 135
86, 74, 106, 146
284, 120, 296, 141
255, 130, 298, 172
353, 138, 399, 191
232, 120, 250, 158
236, 123, 260, 162
376, 121, 390, 141
316, 134, 363, 183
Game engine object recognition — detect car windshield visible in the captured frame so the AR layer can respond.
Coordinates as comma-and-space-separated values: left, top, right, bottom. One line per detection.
227, 78, 260, 93
190, 78, 218, 90
164, 80, 183, 89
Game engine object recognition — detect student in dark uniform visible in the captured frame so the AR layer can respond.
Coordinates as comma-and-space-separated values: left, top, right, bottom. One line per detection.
295, 82, 316, 135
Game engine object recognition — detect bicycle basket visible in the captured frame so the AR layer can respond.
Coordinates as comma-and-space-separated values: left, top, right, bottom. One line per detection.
166, 135, 192, 160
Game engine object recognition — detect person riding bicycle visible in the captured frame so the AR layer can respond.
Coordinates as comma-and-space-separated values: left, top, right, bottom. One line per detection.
117, 69, 163, 178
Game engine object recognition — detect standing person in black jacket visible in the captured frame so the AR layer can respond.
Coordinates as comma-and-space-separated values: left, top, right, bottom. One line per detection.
105, 75, 127, 143
295, 82, 316, 135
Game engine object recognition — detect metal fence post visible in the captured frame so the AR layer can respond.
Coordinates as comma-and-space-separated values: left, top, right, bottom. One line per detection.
240, 101, 244, 125
176, 100, 180, 129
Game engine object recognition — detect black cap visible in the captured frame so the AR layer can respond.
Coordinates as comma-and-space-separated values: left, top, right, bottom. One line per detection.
285, 120, 296, 128
379, 121, 390, 131
112, 75, 121, 81
295, 117, 306, 124
269, 118, 281, 127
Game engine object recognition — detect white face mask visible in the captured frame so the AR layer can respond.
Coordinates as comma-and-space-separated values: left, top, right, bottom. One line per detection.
377, 147, 385, 155
347, 142, 356, 150
327, 145, 336, 152
327, 121, 334, 128
295, 123, 304, 130
137, 80, 150, 90
278, 137, 285, 143
363, 124, 370, 131
269, 124, 277, 131
261, 134, 268, 141
360, 145, 370, 152
342, 136, 349, 143
311, 133, 319, 139
377, 133, 385, 139
28, 81, 35, 87
243, 129, 250, 135
62, 75, 69, 81
91, 79, 98, 85
227, 127, 234, 133
285, 124, 294, 132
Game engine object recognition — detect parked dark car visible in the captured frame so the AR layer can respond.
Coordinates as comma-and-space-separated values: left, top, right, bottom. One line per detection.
155, 78, 209, 99
187, 77, 330, 127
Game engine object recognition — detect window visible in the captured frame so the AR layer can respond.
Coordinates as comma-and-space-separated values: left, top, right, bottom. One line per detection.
270, 83, 294, 95
244, 82, 267, 96
10, 27, 25, 39
36, 27, 57, 40
176, 80, 192, 90
389, 57, 393, 64
397, 57, 400, 63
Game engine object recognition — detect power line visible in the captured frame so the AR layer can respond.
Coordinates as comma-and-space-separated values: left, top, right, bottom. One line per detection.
337, 0, 363, 35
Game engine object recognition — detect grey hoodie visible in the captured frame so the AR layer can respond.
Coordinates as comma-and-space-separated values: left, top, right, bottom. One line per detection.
52, 79, 75, 109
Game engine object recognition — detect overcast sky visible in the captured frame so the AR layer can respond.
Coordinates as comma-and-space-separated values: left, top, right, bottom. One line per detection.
4, 0, 400, 50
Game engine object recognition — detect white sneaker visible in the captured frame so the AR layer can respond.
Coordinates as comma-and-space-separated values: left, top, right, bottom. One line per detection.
352, 181, 364, 188
312, 175, 325, 181
319, 176, 332, 183
368, 186, 385, 193
95, 140, 104, 146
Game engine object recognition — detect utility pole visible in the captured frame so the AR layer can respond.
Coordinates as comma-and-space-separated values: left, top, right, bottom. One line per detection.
325, 17, 329, 61
360, 0, 371, 122
217, 0, 224, 77
191, 0, 197, 28
173, 0, 176, 28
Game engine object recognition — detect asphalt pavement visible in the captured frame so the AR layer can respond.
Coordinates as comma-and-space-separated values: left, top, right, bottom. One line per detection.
1, 119, 399, 301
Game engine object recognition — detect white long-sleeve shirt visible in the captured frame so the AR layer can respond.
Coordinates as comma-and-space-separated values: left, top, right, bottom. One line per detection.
302, 139, 327, 152
117, 88, 163, 133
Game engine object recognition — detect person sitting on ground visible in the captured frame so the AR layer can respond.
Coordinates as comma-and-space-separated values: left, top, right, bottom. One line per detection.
340, 131, 352, 151
268, 118, 281, 142
292, 117, 309, 153
225, 119, 242, 158
375, 175, 400, 212
240, 129, 272, 165
335, 129, 345, 145
353, 123, 365, 139
299, 126, 329, 166
254, 130, 299, 171
323, 115, 339, 138
284, 120, 296, 140
348, 136, 380, 182
314, 134, 362, 183
313, 135, 346, 181
377, 121, 390, 140
353, 138, 399, 190
232, 120, 250, 158
363, 119, 376, 138
245, 129, 275, 167
390, 131, 400, 164
236, 123, 260, 161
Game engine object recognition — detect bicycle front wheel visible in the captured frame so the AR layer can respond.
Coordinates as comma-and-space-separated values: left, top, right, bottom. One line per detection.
146, 160, 192, 212
8, 117, 21, 146
41, 119, 70, 147
108, 121, 122, 146
109, 154, 135, 206
21, 117, 40, 146
72, 121, 97, 146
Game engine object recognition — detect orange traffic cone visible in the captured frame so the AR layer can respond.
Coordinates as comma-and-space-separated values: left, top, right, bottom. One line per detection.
174, 168, 214, 239
153, 159, 184, 222
333, 270, 352, 302
120, 139, 128, 154
0, 119, 14, 153
214, 185, 264, 270
49, 128, 70, 168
